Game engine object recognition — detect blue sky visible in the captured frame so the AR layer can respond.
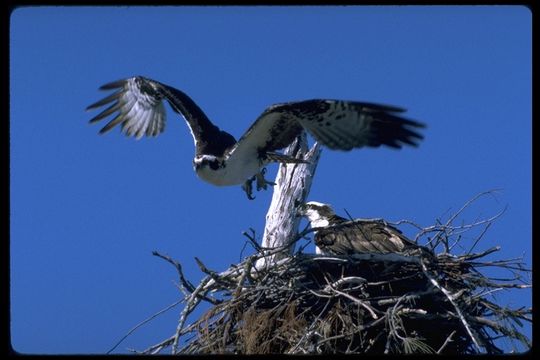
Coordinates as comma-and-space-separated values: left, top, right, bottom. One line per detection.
10, 6, 531, 354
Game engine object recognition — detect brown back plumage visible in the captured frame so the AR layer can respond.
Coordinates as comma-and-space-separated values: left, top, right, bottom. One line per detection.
315, 220, 418, 255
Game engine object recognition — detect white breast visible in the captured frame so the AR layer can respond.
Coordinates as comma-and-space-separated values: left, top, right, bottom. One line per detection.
195, 155, 263, 186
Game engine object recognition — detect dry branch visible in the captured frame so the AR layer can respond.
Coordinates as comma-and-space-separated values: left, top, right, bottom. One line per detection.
256, 132, 321, 268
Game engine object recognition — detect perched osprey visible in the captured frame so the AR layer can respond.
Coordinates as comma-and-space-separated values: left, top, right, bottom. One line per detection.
87, 76, 425, 199
298, 201, 432, 257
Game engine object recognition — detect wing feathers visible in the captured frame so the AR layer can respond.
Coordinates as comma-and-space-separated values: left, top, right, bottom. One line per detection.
226, 99, 424, 165
311, 119, 363, 150
353, 102, 406, 113
235, 99, 425, 157
366, 111, 425, 148
86, 91, 123, 111
295, 100, 425, 150
99, 113, 126, 134
316, 221, 412, 255
88, 102, 124, 124
99, 80, 127, 90
87, 77, 167, 138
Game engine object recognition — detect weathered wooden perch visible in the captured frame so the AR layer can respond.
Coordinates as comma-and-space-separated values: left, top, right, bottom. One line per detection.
255, 132, 321, 269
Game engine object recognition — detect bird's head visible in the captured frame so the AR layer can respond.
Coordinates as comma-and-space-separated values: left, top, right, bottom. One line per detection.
297, 201, 336, 227
193, 154, 224, 171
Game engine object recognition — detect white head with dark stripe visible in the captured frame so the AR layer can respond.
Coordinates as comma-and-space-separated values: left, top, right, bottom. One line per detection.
297, 201, 339, 228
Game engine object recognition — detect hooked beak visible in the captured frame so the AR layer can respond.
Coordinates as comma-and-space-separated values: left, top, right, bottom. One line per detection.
296, 204, 307, 217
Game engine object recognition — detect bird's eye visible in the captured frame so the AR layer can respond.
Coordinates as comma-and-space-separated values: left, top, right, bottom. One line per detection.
208, 160, 220, 170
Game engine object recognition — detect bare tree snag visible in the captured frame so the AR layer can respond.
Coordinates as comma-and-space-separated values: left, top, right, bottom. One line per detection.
255, 132, 322, 269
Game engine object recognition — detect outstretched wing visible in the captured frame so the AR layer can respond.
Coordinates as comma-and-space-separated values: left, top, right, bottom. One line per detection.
240, 100, 425, 151
87, 76, 236, 156
86, 77, 167, 139
226, 99, 424, 165
280, 100, 425, 150
224, 106, 304, 164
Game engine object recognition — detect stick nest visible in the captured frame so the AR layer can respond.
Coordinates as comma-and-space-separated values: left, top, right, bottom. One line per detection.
134, 193, 531, 355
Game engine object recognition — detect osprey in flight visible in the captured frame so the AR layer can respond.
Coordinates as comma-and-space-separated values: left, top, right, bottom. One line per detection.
298, 201, 432, 257
87, 76, 425, 199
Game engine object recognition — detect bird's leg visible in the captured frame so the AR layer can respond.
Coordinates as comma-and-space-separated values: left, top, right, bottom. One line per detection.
255, 167, 276, 191
241, 168, 276, 200
244, 151, 307, 199
241, 176, 256, 200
